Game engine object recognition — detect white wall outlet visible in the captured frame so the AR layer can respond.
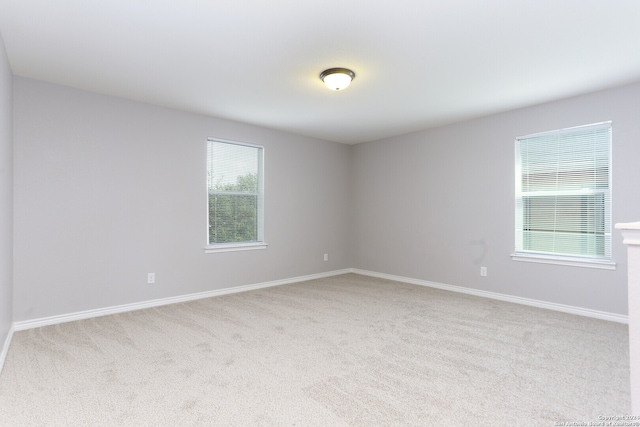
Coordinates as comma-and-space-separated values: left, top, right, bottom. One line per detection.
480, 267, 487, 277
147, 273, 156, 284
324, 253, 329, 262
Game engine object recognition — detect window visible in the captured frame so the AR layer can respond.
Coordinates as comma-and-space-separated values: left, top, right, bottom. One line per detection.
513, 122, 613, 269
206, 138, 265, 253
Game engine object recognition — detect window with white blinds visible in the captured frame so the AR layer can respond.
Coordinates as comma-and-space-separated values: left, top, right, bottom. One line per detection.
514, 122, 612, 265
206, 138, 264, 250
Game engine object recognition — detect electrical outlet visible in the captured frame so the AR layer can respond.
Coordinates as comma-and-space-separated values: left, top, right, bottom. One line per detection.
480, 267, 487, 277
147, 273, 156, 284
324, 253, 329, 262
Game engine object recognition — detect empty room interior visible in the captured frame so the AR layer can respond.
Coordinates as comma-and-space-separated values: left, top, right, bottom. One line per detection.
1, 1, 640, 425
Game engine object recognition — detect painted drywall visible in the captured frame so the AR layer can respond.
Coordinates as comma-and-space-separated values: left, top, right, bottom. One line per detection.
0, 32, 12, 346
12, 77, 351, 322
12, 74, 640, 322
351, 82, 640, 315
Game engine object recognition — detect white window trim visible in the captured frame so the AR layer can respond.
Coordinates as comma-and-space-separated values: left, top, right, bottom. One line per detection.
205, 137, 266, 254
204, 242, 268, 254
510, 253, 616, 270
514, 121, 613, 267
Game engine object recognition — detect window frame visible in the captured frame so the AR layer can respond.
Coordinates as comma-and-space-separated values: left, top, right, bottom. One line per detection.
204, 137, 267, 254
511, 122, 615, 270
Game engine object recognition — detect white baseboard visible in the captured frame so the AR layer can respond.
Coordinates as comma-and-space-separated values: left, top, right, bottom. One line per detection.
12, 269, 352, 331
10, 266, 627, 334
0, 325, 14, 375
350, 268, 629, 324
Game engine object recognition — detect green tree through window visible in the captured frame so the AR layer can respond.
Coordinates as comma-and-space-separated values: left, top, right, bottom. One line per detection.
209, 173, 259, 243
207, 139, 264, 246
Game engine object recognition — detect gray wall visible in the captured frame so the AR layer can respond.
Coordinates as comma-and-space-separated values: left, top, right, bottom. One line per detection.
13, 77, 351, 322
0, 33, 12, 343
351, 82, 640, 316
11, 75, 640, 322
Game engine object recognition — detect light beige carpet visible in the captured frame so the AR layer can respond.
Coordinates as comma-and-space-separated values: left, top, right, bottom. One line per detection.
0, 274, 630, 426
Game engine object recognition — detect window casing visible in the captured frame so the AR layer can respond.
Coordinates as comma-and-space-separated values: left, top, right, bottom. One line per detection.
513, 122, 613, 268
206, 138, 265, 253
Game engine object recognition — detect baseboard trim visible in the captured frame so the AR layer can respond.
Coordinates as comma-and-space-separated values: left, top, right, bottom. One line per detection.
13, 269, 352, 331
11, 267, 627, 332
0, 325, 14, 375
350, 268, 629, 324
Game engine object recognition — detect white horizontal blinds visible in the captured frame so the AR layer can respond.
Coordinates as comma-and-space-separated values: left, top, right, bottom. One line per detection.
515, 122, 611, 260
207, 139, 263, 245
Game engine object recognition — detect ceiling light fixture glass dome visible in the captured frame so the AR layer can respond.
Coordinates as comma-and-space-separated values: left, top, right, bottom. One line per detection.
320, 68, 355, 91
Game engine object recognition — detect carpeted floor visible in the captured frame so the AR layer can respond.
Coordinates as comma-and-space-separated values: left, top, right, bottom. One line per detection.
0, 274, 630, 426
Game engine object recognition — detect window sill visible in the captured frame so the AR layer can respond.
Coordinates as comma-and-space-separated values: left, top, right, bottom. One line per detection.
511, 253, 616, 270
204, 242, 268, 254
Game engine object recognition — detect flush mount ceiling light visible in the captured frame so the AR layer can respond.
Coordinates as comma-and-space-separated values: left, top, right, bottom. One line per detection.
320, 68, 355, 91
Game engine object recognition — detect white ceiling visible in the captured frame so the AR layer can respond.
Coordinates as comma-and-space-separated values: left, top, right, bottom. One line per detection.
0, 1, 639, 144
